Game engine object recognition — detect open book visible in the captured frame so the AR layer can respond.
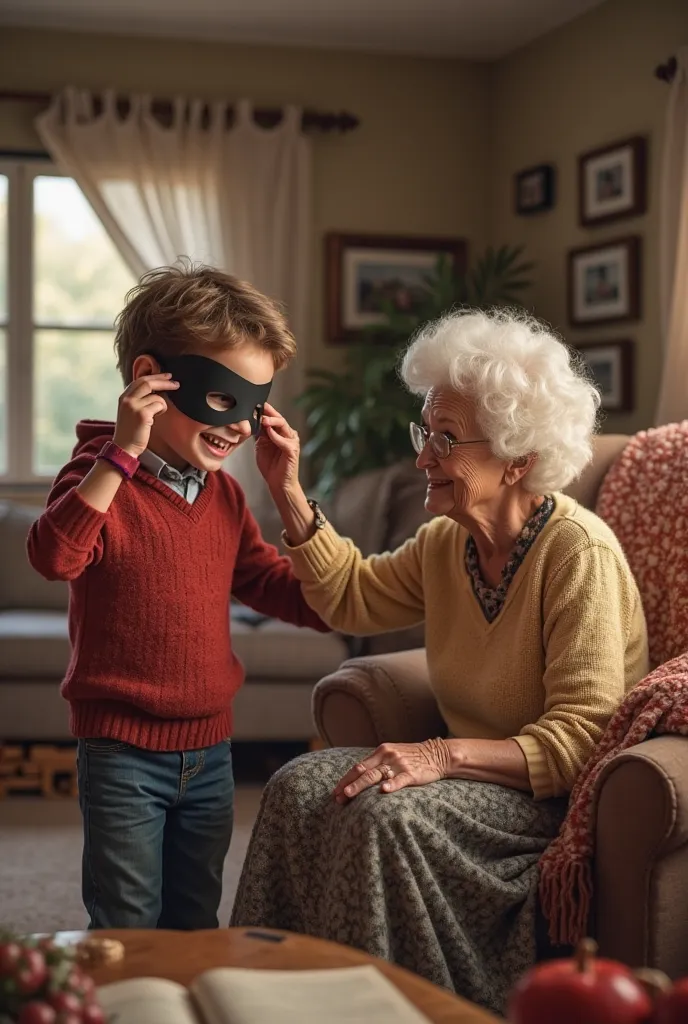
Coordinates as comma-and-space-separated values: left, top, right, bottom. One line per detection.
98, 965, 432, 1024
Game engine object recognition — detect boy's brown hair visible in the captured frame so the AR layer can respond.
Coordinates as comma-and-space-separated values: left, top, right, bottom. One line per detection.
114, 263, 296, 383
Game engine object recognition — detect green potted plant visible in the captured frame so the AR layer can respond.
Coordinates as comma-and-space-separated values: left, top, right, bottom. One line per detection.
298, 245, 534, 495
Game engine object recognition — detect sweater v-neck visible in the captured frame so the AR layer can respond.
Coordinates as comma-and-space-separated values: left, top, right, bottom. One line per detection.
465, 495, 555, 624
458, 495, 566, 633
136, 464, 216, 523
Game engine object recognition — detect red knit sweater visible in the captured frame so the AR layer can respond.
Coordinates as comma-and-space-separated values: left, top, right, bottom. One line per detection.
27, 421, 328, 751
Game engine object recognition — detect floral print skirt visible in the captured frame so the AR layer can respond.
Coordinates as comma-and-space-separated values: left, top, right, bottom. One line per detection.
231, 748, 566, 1015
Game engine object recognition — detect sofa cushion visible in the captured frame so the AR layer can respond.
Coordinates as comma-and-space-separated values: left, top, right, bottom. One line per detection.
0, 609, 347, 682
564, 434, 629, 510
385, 460, 432, 552
0, 503, 69, 611
329, 465, 395, 556
231, 618, 348, 680
0, 610, 70, 677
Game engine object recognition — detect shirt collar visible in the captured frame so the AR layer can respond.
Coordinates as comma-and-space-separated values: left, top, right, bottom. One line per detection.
139, 448, 207, 484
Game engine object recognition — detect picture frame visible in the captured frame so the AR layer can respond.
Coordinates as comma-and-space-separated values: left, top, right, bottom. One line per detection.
325, 232, 468, 344
574, 340, 634, 413
567, 236, 641, 327
514, 164, 556, 215
578, 136, 647, 227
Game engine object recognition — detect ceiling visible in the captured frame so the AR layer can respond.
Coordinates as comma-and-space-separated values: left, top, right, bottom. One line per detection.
0, 0, 606, 60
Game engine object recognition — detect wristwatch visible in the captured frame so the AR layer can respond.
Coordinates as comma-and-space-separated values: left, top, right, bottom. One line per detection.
307, 498, 327, 530
96, 441, 140, 480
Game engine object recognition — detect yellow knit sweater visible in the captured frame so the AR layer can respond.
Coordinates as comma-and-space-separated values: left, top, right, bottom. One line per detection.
286, 494, 649, 799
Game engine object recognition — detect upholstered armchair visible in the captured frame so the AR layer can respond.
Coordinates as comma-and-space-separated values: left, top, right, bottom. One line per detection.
312, 436, 688, 978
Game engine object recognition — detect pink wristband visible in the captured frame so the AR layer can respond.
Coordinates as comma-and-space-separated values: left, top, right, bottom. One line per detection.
97, 441, 140, 480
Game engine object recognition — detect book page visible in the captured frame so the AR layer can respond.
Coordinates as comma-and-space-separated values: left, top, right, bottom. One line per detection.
191, 965, 431, 1024
97, 977, 198, 1024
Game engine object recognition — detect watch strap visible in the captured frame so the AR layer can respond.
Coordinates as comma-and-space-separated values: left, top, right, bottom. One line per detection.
97, 441, 140, 480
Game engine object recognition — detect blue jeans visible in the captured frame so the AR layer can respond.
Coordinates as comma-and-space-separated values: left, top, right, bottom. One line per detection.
77, 738, 234, 930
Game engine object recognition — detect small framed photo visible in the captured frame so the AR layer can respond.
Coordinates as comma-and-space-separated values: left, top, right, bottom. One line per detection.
325, 232, 467, 343
578, 136, 647, 227
575, 340, 634, 412
514, 164, 555, 215
567, 236, 641, 326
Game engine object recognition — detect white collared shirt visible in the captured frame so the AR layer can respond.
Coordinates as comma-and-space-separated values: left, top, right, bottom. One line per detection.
138, 449, 207, 505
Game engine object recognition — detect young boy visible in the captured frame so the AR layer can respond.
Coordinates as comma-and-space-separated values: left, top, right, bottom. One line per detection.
27, 265, 327, 931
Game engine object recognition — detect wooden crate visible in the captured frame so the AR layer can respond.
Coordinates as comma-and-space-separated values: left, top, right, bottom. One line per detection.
0, 744, 77, 798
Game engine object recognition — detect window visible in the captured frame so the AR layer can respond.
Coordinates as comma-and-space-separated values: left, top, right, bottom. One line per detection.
0, 163, 135, 483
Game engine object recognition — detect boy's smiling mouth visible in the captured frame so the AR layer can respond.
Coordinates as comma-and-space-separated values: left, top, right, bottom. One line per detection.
200, 431, 234, 456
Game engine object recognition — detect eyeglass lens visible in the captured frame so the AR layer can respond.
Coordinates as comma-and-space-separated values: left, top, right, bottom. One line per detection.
409, 422, 450, 459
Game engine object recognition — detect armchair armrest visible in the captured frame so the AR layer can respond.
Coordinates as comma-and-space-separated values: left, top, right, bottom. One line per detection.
312, 649, 446, 748
594, 736, 688, 977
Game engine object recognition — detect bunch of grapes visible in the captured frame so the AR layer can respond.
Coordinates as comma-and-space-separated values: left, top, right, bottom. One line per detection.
0, 933, 106, 1024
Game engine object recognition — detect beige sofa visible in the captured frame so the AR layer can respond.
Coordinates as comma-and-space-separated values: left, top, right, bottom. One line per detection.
312, 434, 688, 978
0, 500, 349, 743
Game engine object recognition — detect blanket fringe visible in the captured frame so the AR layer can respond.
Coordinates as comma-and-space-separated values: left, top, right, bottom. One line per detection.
539, 857, 593, 947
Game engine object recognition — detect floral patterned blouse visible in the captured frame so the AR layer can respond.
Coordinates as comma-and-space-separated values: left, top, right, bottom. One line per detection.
465, 495, 555, 622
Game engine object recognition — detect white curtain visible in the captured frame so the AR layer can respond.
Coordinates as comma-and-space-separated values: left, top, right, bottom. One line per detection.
35, 88, 312, 509
656, 48, 688, 425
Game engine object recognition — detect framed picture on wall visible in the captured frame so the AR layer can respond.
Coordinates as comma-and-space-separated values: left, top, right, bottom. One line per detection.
578, 136, 647, 227
574, 340, 634, 412
567, 236, 641, 326
514, 164, 555, 215
325, 232, 467, 343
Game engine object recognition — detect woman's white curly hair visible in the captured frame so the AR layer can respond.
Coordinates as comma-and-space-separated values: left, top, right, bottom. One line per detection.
400, 307, 600, 493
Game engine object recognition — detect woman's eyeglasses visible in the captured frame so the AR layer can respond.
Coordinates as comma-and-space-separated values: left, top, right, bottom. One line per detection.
409, 422, 489, 460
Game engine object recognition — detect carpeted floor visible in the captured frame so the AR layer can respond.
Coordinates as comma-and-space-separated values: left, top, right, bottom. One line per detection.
0, 786, 263, 933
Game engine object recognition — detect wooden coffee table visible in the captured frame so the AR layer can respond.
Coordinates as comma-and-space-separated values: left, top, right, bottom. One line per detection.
54, 928, 497, 1023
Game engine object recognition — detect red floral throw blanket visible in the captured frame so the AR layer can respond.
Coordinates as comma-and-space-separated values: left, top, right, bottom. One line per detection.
539, 422, 688, 946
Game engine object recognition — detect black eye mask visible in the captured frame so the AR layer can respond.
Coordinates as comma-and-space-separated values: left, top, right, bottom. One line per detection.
151, 353, 273, 436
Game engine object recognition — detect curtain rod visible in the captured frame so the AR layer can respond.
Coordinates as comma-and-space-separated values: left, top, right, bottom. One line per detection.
655, 56, 676, 83
0, 89, 360, 133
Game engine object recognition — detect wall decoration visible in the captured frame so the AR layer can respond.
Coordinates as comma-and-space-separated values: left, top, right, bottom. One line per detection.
575, 340, 634, 412
567, 236, 641, 326
514, 164, 556, 215
325, 233, 467, 343
578, 136, 647, 227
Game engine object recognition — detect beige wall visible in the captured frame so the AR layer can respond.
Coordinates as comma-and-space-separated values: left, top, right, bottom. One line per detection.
0, 27, 490, 374
490, 0, 688, 435
2, 5, 686, 434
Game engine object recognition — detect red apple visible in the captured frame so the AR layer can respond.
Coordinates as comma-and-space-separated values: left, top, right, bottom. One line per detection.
652, 978, 688, 1024
47, 990, 83, 1015
509, 939, 654, 1024
66, 969, 96, 1001
82, 1004, 106, 1024
62, 968, 84, 991
17, 1002, 58, 1024
0, 940, 22, 975
15, 948, 49, 994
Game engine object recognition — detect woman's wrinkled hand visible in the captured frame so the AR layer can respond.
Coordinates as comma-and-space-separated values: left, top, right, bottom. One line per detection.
255, 401, 300, 495
332, 739, 452, 803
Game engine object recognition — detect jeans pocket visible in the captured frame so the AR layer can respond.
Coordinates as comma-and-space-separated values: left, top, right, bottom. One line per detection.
84, 738, 128, 754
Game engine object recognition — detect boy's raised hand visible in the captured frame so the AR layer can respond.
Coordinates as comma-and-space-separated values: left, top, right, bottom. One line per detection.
113, 373, 180, 458
255, 402, 301, 496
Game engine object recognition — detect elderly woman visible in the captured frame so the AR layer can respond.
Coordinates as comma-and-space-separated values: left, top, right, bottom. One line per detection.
234, 309, 649, 1014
